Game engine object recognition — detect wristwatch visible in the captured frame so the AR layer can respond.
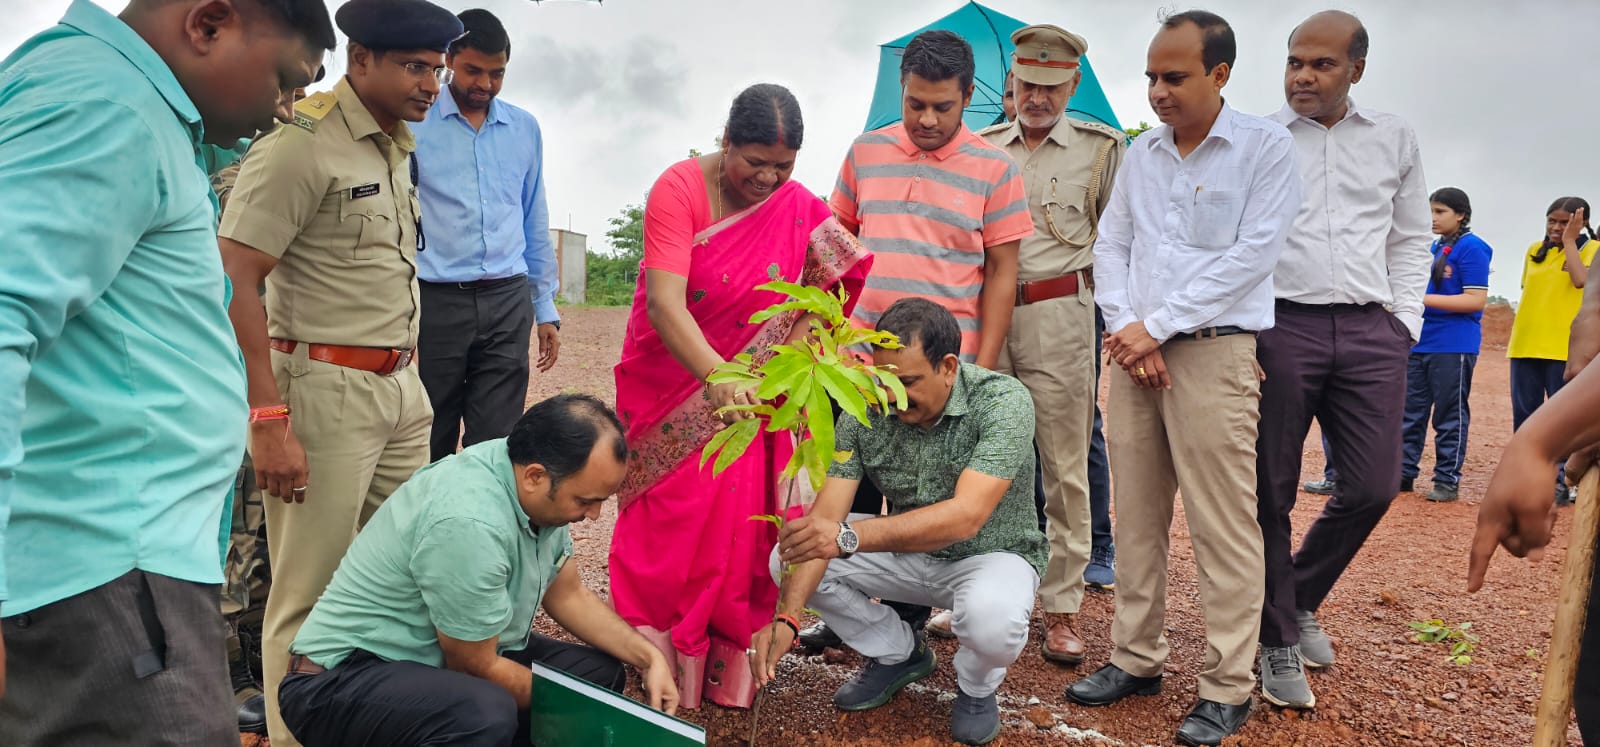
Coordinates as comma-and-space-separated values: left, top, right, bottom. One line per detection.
835, 521, 859, 559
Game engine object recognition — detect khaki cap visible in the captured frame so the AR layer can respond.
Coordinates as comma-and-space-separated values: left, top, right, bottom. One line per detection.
1010, 24, 1088, 86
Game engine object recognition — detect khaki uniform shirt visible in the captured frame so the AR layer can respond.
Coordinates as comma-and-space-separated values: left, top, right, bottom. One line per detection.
978, 116, 1125, 281
219, 77, 422, 349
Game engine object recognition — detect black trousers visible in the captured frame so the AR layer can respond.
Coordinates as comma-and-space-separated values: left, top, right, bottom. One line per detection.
418, 276, 535, 462
279, 633, 624, 747
1255, 302, 1411, 647
0, 570, 233, 746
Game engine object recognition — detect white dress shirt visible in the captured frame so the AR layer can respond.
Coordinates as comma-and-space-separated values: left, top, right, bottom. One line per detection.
1270, 100, 1432, 339
1094, 104, 1302, 342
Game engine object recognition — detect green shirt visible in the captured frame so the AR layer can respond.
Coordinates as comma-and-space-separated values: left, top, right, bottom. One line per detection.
830, 363, 1047, 575
292, 439, 573, 668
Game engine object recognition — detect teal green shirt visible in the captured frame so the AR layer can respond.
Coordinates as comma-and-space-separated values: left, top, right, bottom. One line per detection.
829, 363, 1048, 575
292, 439, 574, 669
0, 0, 248, 613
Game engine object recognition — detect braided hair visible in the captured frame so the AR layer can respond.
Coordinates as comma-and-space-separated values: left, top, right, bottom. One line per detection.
1429, 187, 1471, 286
1534, 196, 1594, 263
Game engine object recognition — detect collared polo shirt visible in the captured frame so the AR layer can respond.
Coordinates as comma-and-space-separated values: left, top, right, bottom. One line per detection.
1508, 238, 1600, 361
1414, 232, 1492, 355
0, 0, 248, 613
831, 123, 1032, 359
412, 92, 559, 324
828, 363, 1046, 574
291, 439, 573, 668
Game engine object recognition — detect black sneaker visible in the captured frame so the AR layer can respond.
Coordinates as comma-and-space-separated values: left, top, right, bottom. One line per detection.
1399, 477, 1415, 493
1301, 479, 1335, 495
798, 620, 843, 651
950, 689, 1001, 745
1426, 483, 1459, 503
832, 632, 936, 711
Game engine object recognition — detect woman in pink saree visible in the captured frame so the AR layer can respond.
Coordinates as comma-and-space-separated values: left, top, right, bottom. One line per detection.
610, 84, 871, 709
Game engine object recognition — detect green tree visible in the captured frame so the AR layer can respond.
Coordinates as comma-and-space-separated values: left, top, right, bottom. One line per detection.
583, 202, 644, 306
1125, 120, 1155, 140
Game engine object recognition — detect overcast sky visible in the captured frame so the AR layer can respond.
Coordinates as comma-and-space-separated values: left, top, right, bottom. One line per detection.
10, 0, 1597, 301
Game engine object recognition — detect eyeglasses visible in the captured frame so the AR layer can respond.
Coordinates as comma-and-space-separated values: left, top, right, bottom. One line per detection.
397, 60, 453, 86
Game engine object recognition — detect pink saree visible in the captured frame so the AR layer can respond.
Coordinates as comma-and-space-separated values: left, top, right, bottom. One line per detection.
610, 179, 870, 709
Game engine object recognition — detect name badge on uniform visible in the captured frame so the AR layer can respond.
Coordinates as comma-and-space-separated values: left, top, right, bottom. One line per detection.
349, 183, 381, 199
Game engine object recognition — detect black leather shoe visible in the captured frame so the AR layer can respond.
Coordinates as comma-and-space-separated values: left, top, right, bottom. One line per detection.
1064, 663, 1161, 706
1175, 697, 1252, 746
237, 693, 267, 735
798, 621, 843, 651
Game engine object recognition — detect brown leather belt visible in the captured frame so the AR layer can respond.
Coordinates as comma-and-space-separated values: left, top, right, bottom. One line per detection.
270, 338, 415, 376
1016, 270, 1093, 306
287, 654, 325, 676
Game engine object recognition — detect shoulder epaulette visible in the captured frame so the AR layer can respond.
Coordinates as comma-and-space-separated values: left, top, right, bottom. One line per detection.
290, 91, 338, 132
975, 120, 1014, 138
1069, 118, 1124, 142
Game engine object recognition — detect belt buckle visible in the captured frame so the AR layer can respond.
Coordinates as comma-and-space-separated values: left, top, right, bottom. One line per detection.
1015, 281, 1031, 306
392, 348, 414, 374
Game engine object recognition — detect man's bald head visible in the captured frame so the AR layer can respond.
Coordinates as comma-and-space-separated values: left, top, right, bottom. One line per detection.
1284, 10, 1368, 126
1289, 10, 1368, 63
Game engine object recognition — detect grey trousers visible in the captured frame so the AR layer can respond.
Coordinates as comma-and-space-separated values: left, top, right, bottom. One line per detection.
0, 569, 233, 746
774, 515, 1039, 698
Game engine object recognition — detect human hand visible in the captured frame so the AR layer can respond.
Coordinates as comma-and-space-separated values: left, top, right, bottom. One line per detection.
640, 649, 680, 715
536, 323, 560, 372
251, 419, 309, 503
1124, 350, 1172, 390
748, 620, 796, 689
1105, 321, 1161, 367
777, 514, 842, 564
1467, 440, 1563, 592
708, 381, 757, 423
1563, 206, 1587, 249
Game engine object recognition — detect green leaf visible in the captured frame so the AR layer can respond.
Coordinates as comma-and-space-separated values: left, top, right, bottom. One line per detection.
816, 366, 869, 426
755, 355, 812, 402
805, 380, 835, 466
749, 514, 784, 528
711, 418, 761, 475
770, 376, 813, 432
749, 300, 819, 325
1456, 622, 1472, 631
699, 421, 741, 469
880, 370, 909, 411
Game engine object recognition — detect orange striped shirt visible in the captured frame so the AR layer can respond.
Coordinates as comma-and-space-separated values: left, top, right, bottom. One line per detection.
831, 123, 1031, 358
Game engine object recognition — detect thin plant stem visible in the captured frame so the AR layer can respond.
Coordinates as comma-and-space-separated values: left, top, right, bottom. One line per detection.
750, 467, 801, 747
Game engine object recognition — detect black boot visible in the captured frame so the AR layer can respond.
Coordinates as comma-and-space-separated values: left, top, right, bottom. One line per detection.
229, 633, 267, 734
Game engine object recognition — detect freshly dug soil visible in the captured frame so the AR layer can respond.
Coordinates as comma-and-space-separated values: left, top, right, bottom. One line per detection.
248, 305, 1579, 747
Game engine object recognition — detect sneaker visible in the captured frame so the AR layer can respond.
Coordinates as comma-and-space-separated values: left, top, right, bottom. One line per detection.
1557, 483, 1575, 507
832, 632, 936, 711
950, 689, 1001, 745
1084, 545, 1116, 591
797, 620, 843, 651
1301, 479, 1335, 495
1295, 610, 1334, 668
1427, 483, 1459, 503
1258, 645, 1315, 709
1399, 477, 1415, 493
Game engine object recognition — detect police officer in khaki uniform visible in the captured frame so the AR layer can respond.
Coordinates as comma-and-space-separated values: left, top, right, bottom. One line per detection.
977, 24, 1125, 665
217, 1, 462, 744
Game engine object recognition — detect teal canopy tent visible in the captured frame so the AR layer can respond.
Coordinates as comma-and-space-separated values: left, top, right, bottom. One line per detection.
862, 1, 1123, 134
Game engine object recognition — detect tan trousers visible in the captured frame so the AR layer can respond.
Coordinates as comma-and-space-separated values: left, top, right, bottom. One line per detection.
997, 288, 1096, 614
1105, 334, 1265, 705
260, 348, 432, 746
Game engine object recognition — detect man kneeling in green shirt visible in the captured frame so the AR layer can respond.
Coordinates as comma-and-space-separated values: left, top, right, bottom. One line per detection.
278, 394, 678, 745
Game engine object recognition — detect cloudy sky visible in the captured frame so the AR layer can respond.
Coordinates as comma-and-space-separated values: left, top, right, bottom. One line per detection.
10, 0, 1596, 301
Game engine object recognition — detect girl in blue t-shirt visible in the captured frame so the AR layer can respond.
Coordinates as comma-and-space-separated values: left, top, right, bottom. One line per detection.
1401, 187, 1492, 503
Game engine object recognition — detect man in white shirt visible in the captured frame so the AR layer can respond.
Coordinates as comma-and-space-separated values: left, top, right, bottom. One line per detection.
1253, 10, 1431, 710
1067, 11, 1300, 747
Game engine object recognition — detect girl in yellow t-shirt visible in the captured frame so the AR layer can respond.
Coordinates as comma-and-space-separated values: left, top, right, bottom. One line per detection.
1506, 196, 1597, 503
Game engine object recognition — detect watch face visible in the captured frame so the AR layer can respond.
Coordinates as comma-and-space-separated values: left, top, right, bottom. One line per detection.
839, 524, 859, 554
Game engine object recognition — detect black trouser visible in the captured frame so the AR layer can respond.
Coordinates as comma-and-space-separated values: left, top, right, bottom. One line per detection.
280, 633, 623, 747
1255, 302, 1410, 647
1580, 534, 1600, 745
418, 276, 535, 462
0, 570, 233, 744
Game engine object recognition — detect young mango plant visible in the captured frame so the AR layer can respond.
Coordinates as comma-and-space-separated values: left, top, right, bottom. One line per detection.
697, 279, 905, 746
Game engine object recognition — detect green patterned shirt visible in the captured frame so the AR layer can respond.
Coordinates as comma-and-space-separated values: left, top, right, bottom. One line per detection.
830, 363, 1047, 575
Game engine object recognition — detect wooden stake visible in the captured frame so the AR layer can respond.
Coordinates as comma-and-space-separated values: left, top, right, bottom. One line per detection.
1535, 468, 1600, 746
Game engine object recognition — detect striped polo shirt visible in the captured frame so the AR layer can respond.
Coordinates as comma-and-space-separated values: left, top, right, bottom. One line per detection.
831, 122, 1032, 359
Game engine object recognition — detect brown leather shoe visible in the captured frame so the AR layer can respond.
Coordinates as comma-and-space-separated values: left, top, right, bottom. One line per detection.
1041, 612, 1085, 665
